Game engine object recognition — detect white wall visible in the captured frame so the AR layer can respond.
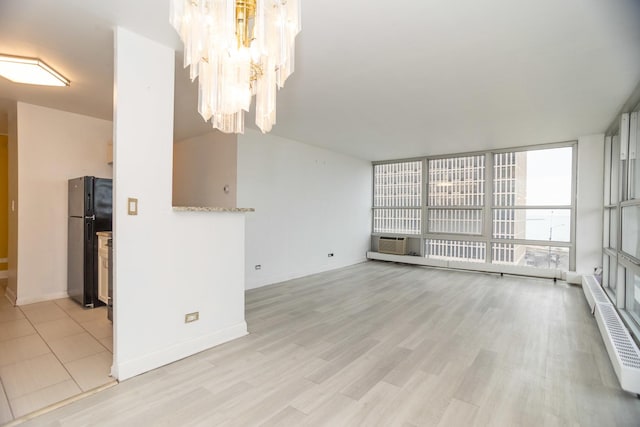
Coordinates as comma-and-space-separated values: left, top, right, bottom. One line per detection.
173, 131, 237, 208
575, 134, 605, 278
237, 130, 372, 289
113, 28, 246, 381
6, 101, 18, 303
15, 103, 113, 304
234, 131, 600, 288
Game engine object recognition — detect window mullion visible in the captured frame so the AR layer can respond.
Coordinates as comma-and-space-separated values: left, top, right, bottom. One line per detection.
421, 158, 428, 256
484, 152, 493, 263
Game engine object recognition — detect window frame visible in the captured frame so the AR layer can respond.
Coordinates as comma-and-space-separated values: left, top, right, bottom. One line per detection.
371, 159, 424, 238
371, 140, 577, 271
426, 153, 486, 240
603, 107, 640, 338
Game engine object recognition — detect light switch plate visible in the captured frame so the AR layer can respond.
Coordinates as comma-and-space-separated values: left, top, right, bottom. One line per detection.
128, 198, 138, 215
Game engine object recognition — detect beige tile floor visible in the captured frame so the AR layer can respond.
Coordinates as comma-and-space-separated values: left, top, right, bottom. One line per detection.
0, 279, 113, 422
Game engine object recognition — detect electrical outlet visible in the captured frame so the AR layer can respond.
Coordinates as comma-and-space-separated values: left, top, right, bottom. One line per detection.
328, 253, 334, 257
255, 264, 262, 270
185, 312, 199, 323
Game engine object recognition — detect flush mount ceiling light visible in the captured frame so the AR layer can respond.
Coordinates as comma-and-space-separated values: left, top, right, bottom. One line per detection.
170, 0, 301, 134
0, 54, 70, 87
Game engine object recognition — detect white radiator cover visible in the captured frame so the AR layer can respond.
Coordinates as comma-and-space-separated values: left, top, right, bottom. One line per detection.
582, 275, 611, 311
583, 275, 640, 395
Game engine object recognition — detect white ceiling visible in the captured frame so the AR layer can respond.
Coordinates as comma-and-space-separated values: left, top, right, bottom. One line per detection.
1, 0, 639, 160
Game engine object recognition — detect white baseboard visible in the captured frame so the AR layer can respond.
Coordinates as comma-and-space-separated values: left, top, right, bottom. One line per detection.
245, 257, 368, 290
5, 286, 16, 305
367, 251, 565, 280
113, 321, 248, 381
16, 291, 70, 306
564, 271, 583, 285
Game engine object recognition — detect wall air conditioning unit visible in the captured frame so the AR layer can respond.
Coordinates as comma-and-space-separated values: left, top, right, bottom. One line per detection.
378, 237, 407, 255
582, 276, 640, 395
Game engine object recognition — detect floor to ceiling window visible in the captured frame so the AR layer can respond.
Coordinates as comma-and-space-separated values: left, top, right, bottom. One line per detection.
426, 155, 486, 263
490, 147, 573, 271
371, 142, 577, 275
372, 161, 422, 236
603, 110, 640, 336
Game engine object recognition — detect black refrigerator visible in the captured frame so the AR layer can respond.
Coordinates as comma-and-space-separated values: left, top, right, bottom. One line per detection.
67, 176, 112, 308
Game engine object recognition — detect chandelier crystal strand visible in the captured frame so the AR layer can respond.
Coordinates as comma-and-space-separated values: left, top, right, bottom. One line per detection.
171, 0, 300, 134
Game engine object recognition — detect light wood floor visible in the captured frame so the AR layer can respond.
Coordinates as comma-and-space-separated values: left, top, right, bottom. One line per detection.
14, 262, 640, 426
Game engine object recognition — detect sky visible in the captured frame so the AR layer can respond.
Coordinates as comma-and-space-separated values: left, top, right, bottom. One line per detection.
523, 146, 573, 241
525, 146, 572, 205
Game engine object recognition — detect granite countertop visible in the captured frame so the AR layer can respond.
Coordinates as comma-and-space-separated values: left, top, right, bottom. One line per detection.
173, 206, 255, 213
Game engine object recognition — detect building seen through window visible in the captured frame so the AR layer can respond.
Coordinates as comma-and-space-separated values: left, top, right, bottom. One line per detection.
372, 145, 574, 270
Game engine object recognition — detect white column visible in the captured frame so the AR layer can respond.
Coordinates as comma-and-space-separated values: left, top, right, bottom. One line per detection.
575, 134, 605, 279
113, 27, 247, 381
112, 27, 176, 379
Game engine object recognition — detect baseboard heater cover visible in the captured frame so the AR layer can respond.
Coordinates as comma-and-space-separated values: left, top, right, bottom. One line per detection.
378, 236, 407, 255
582, 274, 611, 311
594, 303, 640, 394
582, 275, 640, 395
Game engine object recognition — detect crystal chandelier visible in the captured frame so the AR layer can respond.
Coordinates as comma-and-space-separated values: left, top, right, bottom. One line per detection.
170, 0, 301, 134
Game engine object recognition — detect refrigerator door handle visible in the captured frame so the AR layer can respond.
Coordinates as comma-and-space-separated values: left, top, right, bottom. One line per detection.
86, 215, 96, 220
